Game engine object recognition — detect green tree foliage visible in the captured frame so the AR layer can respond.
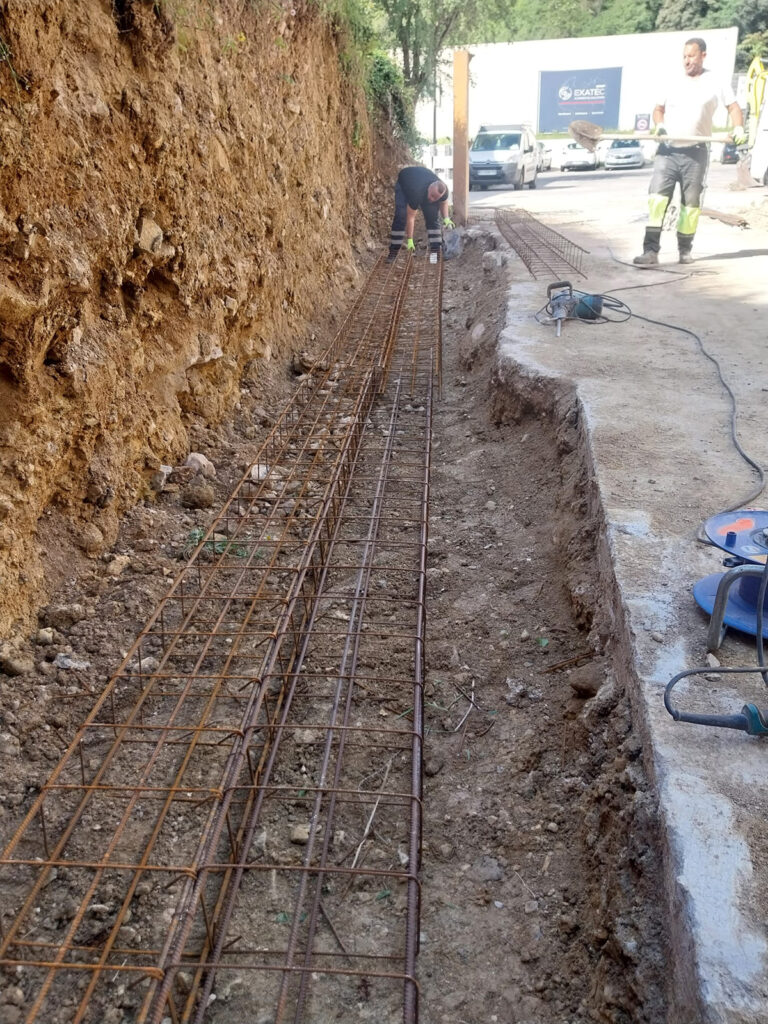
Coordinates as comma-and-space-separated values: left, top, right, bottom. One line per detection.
318, 0, 420, 144
365, 50, 419, 145
375, 0, 767, 91
654, 0, 768, 68
591, 0, 662, 34
374, 0, 514, 101
655, 0, 710, 31
737, 30, 768, 68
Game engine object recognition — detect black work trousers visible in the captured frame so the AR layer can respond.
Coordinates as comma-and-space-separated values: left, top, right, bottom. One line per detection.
389, 183, 442, 253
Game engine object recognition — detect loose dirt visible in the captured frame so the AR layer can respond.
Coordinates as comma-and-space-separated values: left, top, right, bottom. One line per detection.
0, 228, 670, 1024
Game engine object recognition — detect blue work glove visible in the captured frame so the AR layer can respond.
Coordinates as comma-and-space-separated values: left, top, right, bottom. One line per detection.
732, 127, 747, 145
654, 123, 668, 136
443, 217, 455, 229
405, 238, 415, 252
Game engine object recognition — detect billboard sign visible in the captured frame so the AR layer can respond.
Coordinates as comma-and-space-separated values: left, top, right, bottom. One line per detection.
538, 67, 622, 132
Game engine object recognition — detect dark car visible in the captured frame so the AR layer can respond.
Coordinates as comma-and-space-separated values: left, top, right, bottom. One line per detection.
720, 142, 739, 164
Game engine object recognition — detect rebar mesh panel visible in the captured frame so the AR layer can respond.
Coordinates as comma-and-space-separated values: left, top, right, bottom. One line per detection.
0, 252, 441, 1024
495, 207, 589, 279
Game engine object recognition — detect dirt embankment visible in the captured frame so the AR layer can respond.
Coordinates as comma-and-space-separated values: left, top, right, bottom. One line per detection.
0, 0, 403, 640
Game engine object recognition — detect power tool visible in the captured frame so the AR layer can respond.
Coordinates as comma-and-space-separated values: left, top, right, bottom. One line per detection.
543, 281, 604, 336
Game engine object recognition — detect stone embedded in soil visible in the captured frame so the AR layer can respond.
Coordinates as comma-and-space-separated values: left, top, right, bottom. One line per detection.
128, 655, 160, 674
294, 729, 322, 745
41, 602, 86, 630
53, 652, 91, 671
568, 664, 602, 698
78, 522, 104, 556
168, 465, 195, 486
290, 823, 311, 844
106, 554, 131, 577
136, 215, 163, 254
471, 855, 504, 882
181, 478, 216, 509
184, 452, 217, 479
0, 732, 21, 756
424, 755, 445, 776
0, 647, 35, 676
3, 988, 25, 1008
149, 465, 174, 492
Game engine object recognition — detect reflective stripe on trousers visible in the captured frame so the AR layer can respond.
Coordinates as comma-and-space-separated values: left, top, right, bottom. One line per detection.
642, 144, 708, 252
389, 182, 442, 253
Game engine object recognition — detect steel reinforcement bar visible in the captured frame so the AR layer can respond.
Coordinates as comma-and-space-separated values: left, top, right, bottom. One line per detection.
0, 250, 442, 1024
495, 207, 589, 279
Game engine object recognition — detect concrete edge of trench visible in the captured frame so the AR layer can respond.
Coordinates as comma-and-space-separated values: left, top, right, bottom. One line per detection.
475, 220, 768, 1024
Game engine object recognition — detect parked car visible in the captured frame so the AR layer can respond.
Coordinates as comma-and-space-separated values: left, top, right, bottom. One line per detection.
604, 138, 645, 170
560, 142, 597, 171
469, 124, 538, 190
720, 141, 739, 164
594, 139, 612, 167
536, 141, 552, 171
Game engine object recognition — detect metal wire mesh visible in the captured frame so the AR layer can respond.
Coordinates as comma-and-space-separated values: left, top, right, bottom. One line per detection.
495, 208, 589, 279
0, 250, 443, 1024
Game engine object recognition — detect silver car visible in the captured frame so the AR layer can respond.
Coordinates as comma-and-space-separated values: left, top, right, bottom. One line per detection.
604, 138, 645, 170
469, 125, 539, 190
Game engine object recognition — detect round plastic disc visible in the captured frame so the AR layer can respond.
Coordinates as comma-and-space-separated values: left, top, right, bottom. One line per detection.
694, 572, 768, 640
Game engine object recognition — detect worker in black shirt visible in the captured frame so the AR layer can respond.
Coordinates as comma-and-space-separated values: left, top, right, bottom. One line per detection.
388, 165, 454, 261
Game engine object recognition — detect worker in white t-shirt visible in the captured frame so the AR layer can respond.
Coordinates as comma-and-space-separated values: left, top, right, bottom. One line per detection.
633, 37, 746, 267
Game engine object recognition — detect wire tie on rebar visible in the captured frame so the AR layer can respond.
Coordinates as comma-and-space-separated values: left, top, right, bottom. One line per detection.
191, 791, 221, 809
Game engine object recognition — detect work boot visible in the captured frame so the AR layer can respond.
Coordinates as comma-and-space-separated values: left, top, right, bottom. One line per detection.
386, 250, 398, 263
678, 252, 694, 265
429, 251, 439, 265
632, 251, 659, 268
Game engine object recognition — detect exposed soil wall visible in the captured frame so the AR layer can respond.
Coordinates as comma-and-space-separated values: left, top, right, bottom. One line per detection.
0, 0, 404, 639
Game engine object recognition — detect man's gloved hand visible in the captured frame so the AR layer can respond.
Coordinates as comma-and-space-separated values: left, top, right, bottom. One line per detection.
405, 238, 415, 252
443, 217, 455, 229
654, 123, 668, 136
732, 127, 747, 145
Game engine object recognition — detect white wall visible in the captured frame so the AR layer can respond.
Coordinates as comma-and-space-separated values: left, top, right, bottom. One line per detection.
418, 27, 739, 141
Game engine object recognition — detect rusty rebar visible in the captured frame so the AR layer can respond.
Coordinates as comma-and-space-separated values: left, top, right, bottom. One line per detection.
0, 251, 442, 1024
495, 208, 589, 279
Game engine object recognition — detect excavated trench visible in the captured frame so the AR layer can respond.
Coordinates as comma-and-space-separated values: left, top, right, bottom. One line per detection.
418, 230, 670, 1024
0, 229, 670, 1024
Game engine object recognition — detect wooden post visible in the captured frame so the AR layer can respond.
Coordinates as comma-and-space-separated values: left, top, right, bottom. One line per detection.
452, 49, 471, 227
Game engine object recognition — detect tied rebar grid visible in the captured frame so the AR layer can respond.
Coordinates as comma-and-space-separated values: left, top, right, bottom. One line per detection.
494, 208, 589, 279
0, 251, 443, 1024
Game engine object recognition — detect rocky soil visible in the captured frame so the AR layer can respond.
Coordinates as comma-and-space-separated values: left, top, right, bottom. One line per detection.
1, 228, 670, 1023
0, 0, 403, 637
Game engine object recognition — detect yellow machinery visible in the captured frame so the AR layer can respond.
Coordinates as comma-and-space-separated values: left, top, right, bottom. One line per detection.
745, 57, 768, 184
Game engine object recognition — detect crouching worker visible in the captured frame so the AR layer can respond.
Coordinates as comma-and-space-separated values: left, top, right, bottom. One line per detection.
388, 165, 453, 261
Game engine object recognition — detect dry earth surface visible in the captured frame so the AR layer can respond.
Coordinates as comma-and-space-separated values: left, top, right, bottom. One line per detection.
1, 228, 672, 1024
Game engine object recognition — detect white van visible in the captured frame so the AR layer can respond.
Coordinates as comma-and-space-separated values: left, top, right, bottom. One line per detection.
469, 124, 538, 190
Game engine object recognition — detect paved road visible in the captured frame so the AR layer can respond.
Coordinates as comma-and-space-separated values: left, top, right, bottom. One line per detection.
469, 161, 747, 221
468, 159, 765, 263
